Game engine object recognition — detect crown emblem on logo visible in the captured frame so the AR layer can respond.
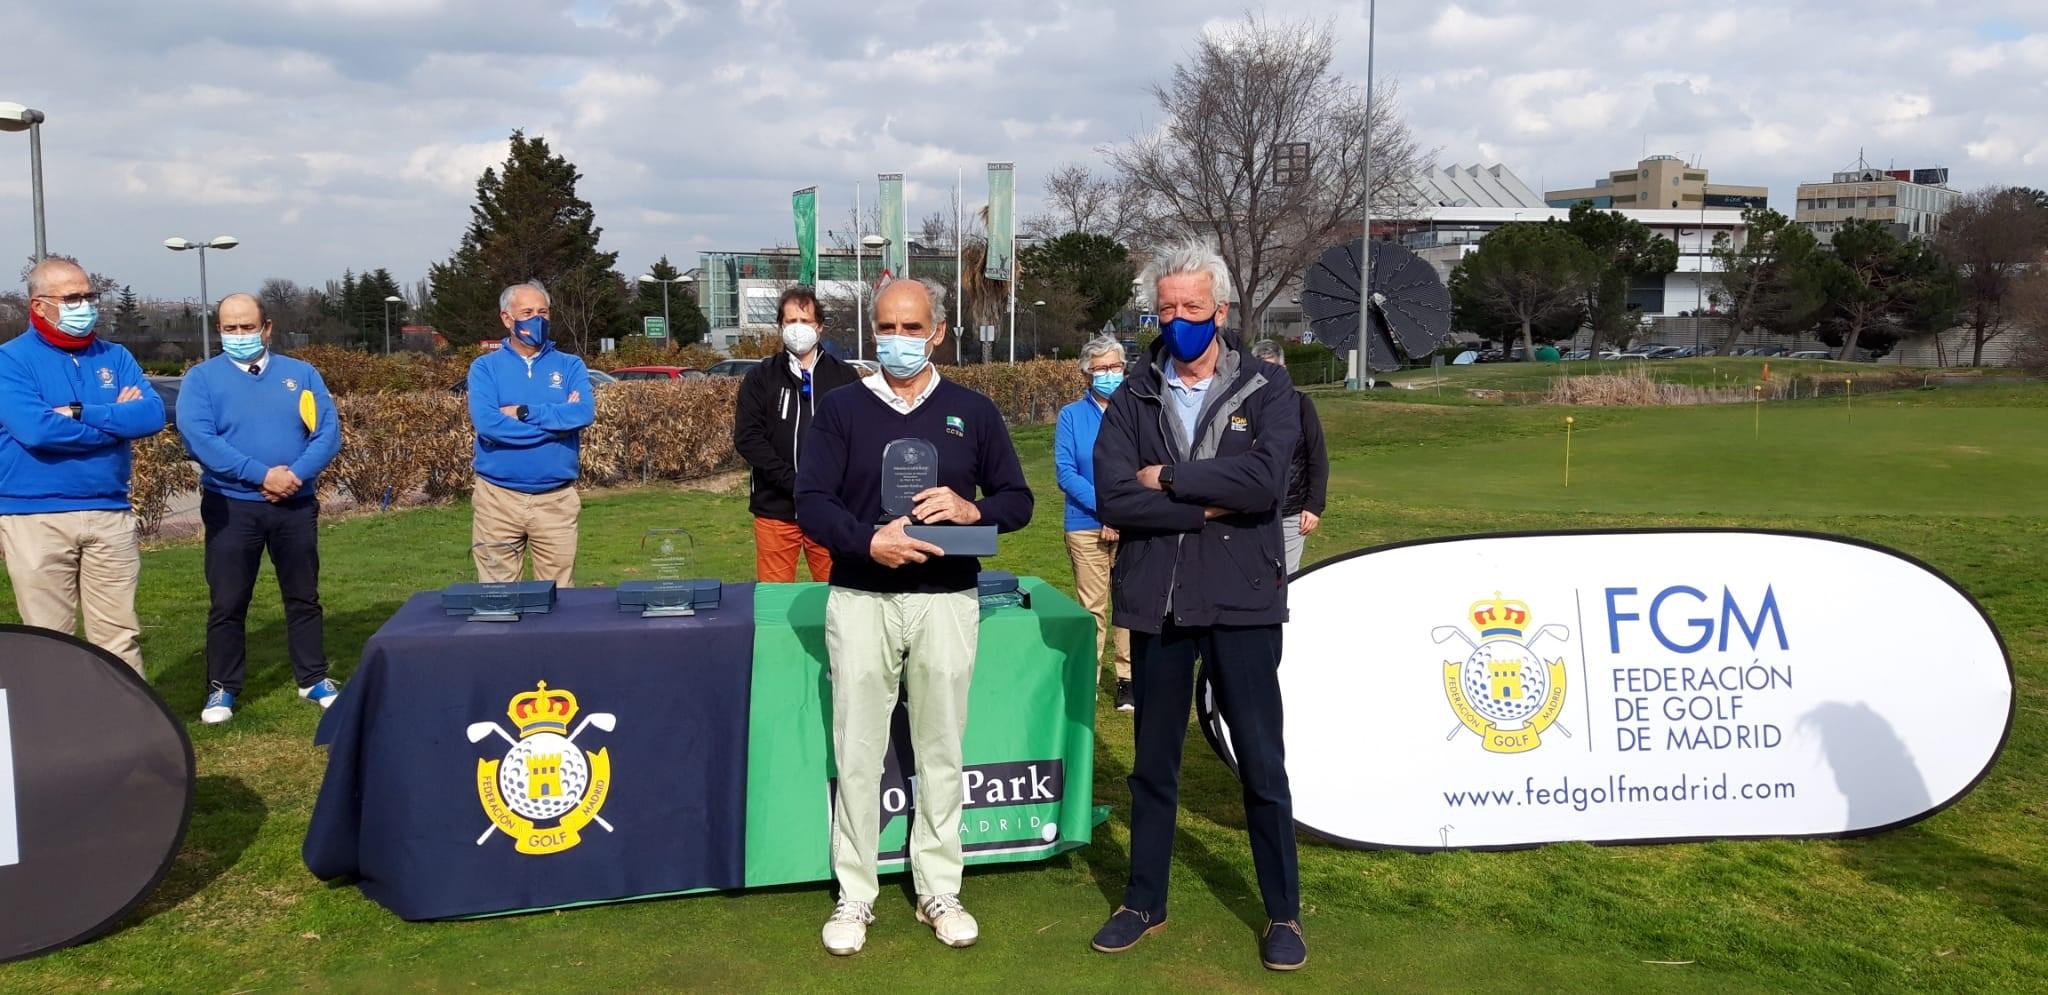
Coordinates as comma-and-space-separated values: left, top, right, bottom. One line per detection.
1469, 592, 1530, 639
508, 681, 579, 737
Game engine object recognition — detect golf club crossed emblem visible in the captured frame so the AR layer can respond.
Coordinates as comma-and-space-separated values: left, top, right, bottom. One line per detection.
1435, 593, 1573, 754
467, 681, 617, 855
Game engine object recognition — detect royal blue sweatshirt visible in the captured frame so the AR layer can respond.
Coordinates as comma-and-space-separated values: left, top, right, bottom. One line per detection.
466, 340, 595, 493
177, 352, 342, 502
1053, 393, 1108, 531
0, 333, 165, 515
795, 376, 1034, 594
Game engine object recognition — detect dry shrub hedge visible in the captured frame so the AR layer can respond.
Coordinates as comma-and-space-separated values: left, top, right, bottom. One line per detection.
1545, 367, 1929, 406
130, 431, 198, 536
579, 380, 741, 485
947, 360, 1085, 424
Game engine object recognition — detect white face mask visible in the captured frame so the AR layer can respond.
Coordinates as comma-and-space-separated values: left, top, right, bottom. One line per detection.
780, 322, 819, 356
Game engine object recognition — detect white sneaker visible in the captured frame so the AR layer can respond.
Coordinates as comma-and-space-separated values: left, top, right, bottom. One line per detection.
917, 894, 979, 948
821, 899, 874, 956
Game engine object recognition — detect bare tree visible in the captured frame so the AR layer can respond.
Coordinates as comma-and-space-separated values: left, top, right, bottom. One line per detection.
915, 210, 953, 250
1104, 12, 1422, 331
1025, 164, 1152, 243
1935, 186, 2048, 366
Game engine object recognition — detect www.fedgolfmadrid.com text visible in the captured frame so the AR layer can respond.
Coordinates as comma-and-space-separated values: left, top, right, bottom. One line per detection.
1442, 773, 1796, 811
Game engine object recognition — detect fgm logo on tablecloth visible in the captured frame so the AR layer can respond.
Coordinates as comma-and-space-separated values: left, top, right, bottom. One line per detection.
1437, 593, 1572, 754
467, 681, 616, 855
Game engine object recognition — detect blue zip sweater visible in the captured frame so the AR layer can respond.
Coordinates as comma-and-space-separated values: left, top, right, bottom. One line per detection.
177, 352, 342, 502
0, 333, 165, 515
466, 340, 595, 493
1053, 393, 1108, 531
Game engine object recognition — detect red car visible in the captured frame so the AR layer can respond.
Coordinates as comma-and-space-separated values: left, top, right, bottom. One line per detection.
609, 365, 705, 382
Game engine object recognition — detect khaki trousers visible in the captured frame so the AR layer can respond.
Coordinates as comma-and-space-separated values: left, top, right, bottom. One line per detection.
825, 587, 979, 903
0, 510, 145, 675
1064, 529, 1132, 681
470, 478, 581, 586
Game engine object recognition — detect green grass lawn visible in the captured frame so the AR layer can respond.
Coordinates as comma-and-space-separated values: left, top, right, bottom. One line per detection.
4, 383, 2047, 992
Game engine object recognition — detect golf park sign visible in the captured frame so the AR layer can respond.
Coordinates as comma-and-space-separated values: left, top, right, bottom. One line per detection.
1201, 530, 2013, 851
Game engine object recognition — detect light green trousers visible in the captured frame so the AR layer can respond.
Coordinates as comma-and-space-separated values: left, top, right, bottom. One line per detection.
825, 586, 979, 903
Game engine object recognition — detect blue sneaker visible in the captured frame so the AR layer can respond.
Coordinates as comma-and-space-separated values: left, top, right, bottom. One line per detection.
1261, 920, 1307, 971
1091, 906, 1167, 953
201, 685, 236, 725
299, 678, 342, 710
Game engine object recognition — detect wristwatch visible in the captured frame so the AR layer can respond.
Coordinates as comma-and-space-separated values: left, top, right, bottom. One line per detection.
515, 404, 530, 421
67, 402, 83, 419
1159, 464, 1176, 493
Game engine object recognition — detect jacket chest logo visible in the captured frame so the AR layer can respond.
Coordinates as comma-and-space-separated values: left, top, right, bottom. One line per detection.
549, 371, 564, 389
283, 377, 299, 392
946, 415, 965, 438
1228, 414, 1249, 432
97, 367, 114, 388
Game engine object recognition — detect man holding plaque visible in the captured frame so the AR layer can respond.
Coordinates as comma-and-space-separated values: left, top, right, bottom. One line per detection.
794, 277, 1033, 957
733, 286, 861, 582
178, 293, 343, 724
465, 281, 595, 586
1090, 241, 1306, 971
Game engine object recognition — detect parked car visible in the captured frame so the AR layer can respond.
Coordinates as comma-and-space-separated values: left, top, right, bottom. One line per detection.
848, 359, 880, 377
1787, 350, 1833, 360
1561, 349, 1590, 361
147, 375, 182, 432
703, 359, 761, 377
610, 365, 704, 381
1749, 345, 1789, 357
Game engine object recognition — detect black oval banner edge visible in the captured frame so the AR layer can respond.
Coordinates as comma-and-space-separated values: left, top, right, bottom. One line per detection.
1195, 527, 2019, 853
0, 623, 198, 963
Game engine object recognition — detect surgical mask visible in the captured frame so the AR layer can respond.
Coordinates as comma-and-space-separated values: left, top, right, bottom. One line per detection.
781, 322, 819, 356
1161, 314, 1218, 363
56, 301, 99, 338
874, 334, 931, 379
512, 315, 550, 347
1091, 370, 1124, 396
222, 333, 265, 362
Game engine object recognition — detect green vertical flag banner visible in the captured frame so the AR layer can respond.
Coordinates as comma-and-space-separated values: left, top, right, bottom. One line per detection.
878, 173, 907, 279
984, 162, 1015, 282
792, 187, 818, 286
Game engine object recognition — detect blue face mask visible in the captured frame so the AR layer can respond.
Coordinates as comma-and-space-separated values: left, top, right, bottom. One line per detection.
221, 333, 265, 362
1091, 370, 1124, 396
512, 315, 550, 347
56, 301, 99, 338
875, 334, 931, 379
1161, 314, 1218, 363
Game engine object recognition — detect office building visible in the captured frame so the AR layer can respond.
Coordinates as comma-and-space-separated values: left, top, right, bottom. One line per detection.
1794, 161, 1959, 241
694, 247, 956, 351
1545, 155, 1767, 211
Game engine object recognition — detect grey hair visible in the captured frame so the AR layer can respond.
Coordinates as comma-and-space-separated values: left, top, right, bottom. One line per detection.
871, 276, 949, 325
1139, 238, 1232, 303
1250, 338, 1283, 362
25, 257, 85, 298
498, 280, 550, 312
1077, 333, 1125, 371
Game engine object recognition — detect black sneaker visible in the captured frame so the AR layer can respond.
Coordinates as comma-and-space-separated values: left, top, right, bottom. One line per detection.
1090, 906, 1166, 953
1261, 920, 1307, 971
1114, 679, 1134, 713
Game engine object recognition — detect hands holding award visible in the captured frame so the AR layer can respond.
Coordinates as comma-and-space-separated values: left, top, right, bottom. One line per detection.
873, 438, 999, 563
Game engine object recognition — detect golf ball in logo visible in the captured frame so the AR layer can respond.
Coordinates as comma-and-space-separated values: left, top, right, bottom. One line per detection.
497, 732, 591, 822
1461, 639, 1549, 729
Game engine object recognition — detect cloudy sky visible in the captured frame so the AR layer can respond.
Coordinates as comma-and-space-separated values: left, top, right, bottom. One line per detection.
2, 0, 2043, 300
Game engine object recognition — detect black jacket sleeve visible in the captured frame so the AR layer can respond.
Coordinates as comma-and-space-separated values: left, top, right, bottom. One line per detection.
1095, 388, 1208, 532
1300, 393, 1329, 515
1166, 367, 1302, 515
793, 399, 872, 562
971, 401, 1034, 532
732, 365, 794, 493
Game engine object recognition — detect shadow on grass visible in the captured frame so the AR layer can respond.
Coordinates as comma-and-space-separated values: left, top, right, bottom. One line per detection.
114, 775, 267, 932
1840, 826, 2048, 931
153, 603, 405, 721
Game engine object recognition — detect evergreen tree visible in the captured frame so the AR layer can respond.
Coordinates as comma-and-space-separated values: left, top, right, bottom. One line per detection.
428, 131, 629, 346
114, 285, 141, 336
1563, 204, 1677, 352
634, 256, 709, 346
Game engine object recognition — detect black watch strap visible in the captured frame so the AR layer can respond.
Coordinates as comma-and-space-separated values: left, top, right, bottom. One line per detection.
515, 404, 530, 421
1160, 464, 1176, 492
68, 402, 83, 418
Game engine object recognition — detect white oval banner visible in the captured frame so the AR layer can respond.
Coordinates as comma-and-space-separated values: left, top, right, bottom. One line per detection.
1200, 531, 2013, 850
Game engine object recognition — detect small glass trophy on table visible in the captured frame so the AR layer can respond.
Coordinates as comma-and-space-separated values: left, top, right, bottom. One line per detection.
447, 541, 545, 622
630, 528, 697, 618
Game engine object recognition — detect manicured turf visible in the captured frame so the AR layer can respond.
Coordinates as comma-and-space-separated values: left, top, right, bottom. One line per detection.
2, 382, 2045, 992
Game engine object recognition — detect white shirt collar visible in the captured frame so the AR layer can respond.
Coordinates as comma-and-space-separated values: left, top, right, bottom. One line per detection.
231, 351, 268, 375
862, 367, 941, 414
786, 350, 813, 380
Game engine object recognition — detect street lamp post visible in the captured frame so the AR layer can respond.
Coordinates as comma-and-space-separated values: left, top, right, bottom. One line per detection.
382, 295, 403, 355
860, 234, 889, 362
637, 271, 688, 348
163, 235, 238, 358
0, 102, 48, 260
1030, 299, 1045, 358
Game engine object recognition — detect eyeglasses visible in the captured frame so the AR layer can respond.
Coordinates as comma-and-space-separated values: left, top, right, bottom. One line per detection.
34, 292, 100, 306
1087, 362, 1126, 375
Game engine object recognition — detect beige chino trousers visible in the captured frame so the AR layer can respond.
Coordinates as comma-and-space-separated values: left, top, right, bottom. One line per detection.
0, 509, 145, 674
470, 478, 580, 586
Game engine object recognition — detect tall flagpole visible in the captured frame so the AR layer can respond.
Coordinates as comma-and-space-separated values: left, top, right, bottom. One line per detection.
854, 180, 864, 362
1007, 169, 1018, 364
955, 166, 965, 365
1354, 0, 1377, 391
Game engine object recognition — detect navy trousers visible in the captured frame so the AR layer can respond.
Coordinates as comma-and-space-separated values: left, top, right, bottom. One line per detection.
201, 491, 327, 695
1123, 620, 1299, 921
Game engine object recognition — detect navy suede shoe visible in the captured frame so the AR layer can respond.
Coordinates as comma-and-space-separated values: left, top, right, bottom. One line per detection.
1091, 906, 1167, 953
1261, 920, 1307, 971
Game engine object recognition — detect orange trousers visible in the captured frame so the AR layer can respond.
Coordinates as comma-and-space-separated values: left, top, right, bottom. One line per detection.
754, 516, 833, 583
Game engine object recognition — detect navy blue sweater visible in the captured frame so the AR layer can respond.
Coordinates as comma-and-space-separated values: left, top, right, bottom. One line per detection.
177, 352, 341, 502
795, 376, 1033, 594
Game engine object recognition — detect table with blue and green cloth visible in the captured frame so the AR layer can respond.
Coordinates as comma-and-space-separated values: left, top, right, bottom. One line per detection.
304, 577, 1100, 920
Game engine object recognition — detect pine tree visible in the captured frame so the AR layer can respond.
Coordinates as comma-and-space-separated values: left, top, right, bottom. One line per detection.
633, 256, 709, 347
428, 131, 628, 346
114, 286, 141, 336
